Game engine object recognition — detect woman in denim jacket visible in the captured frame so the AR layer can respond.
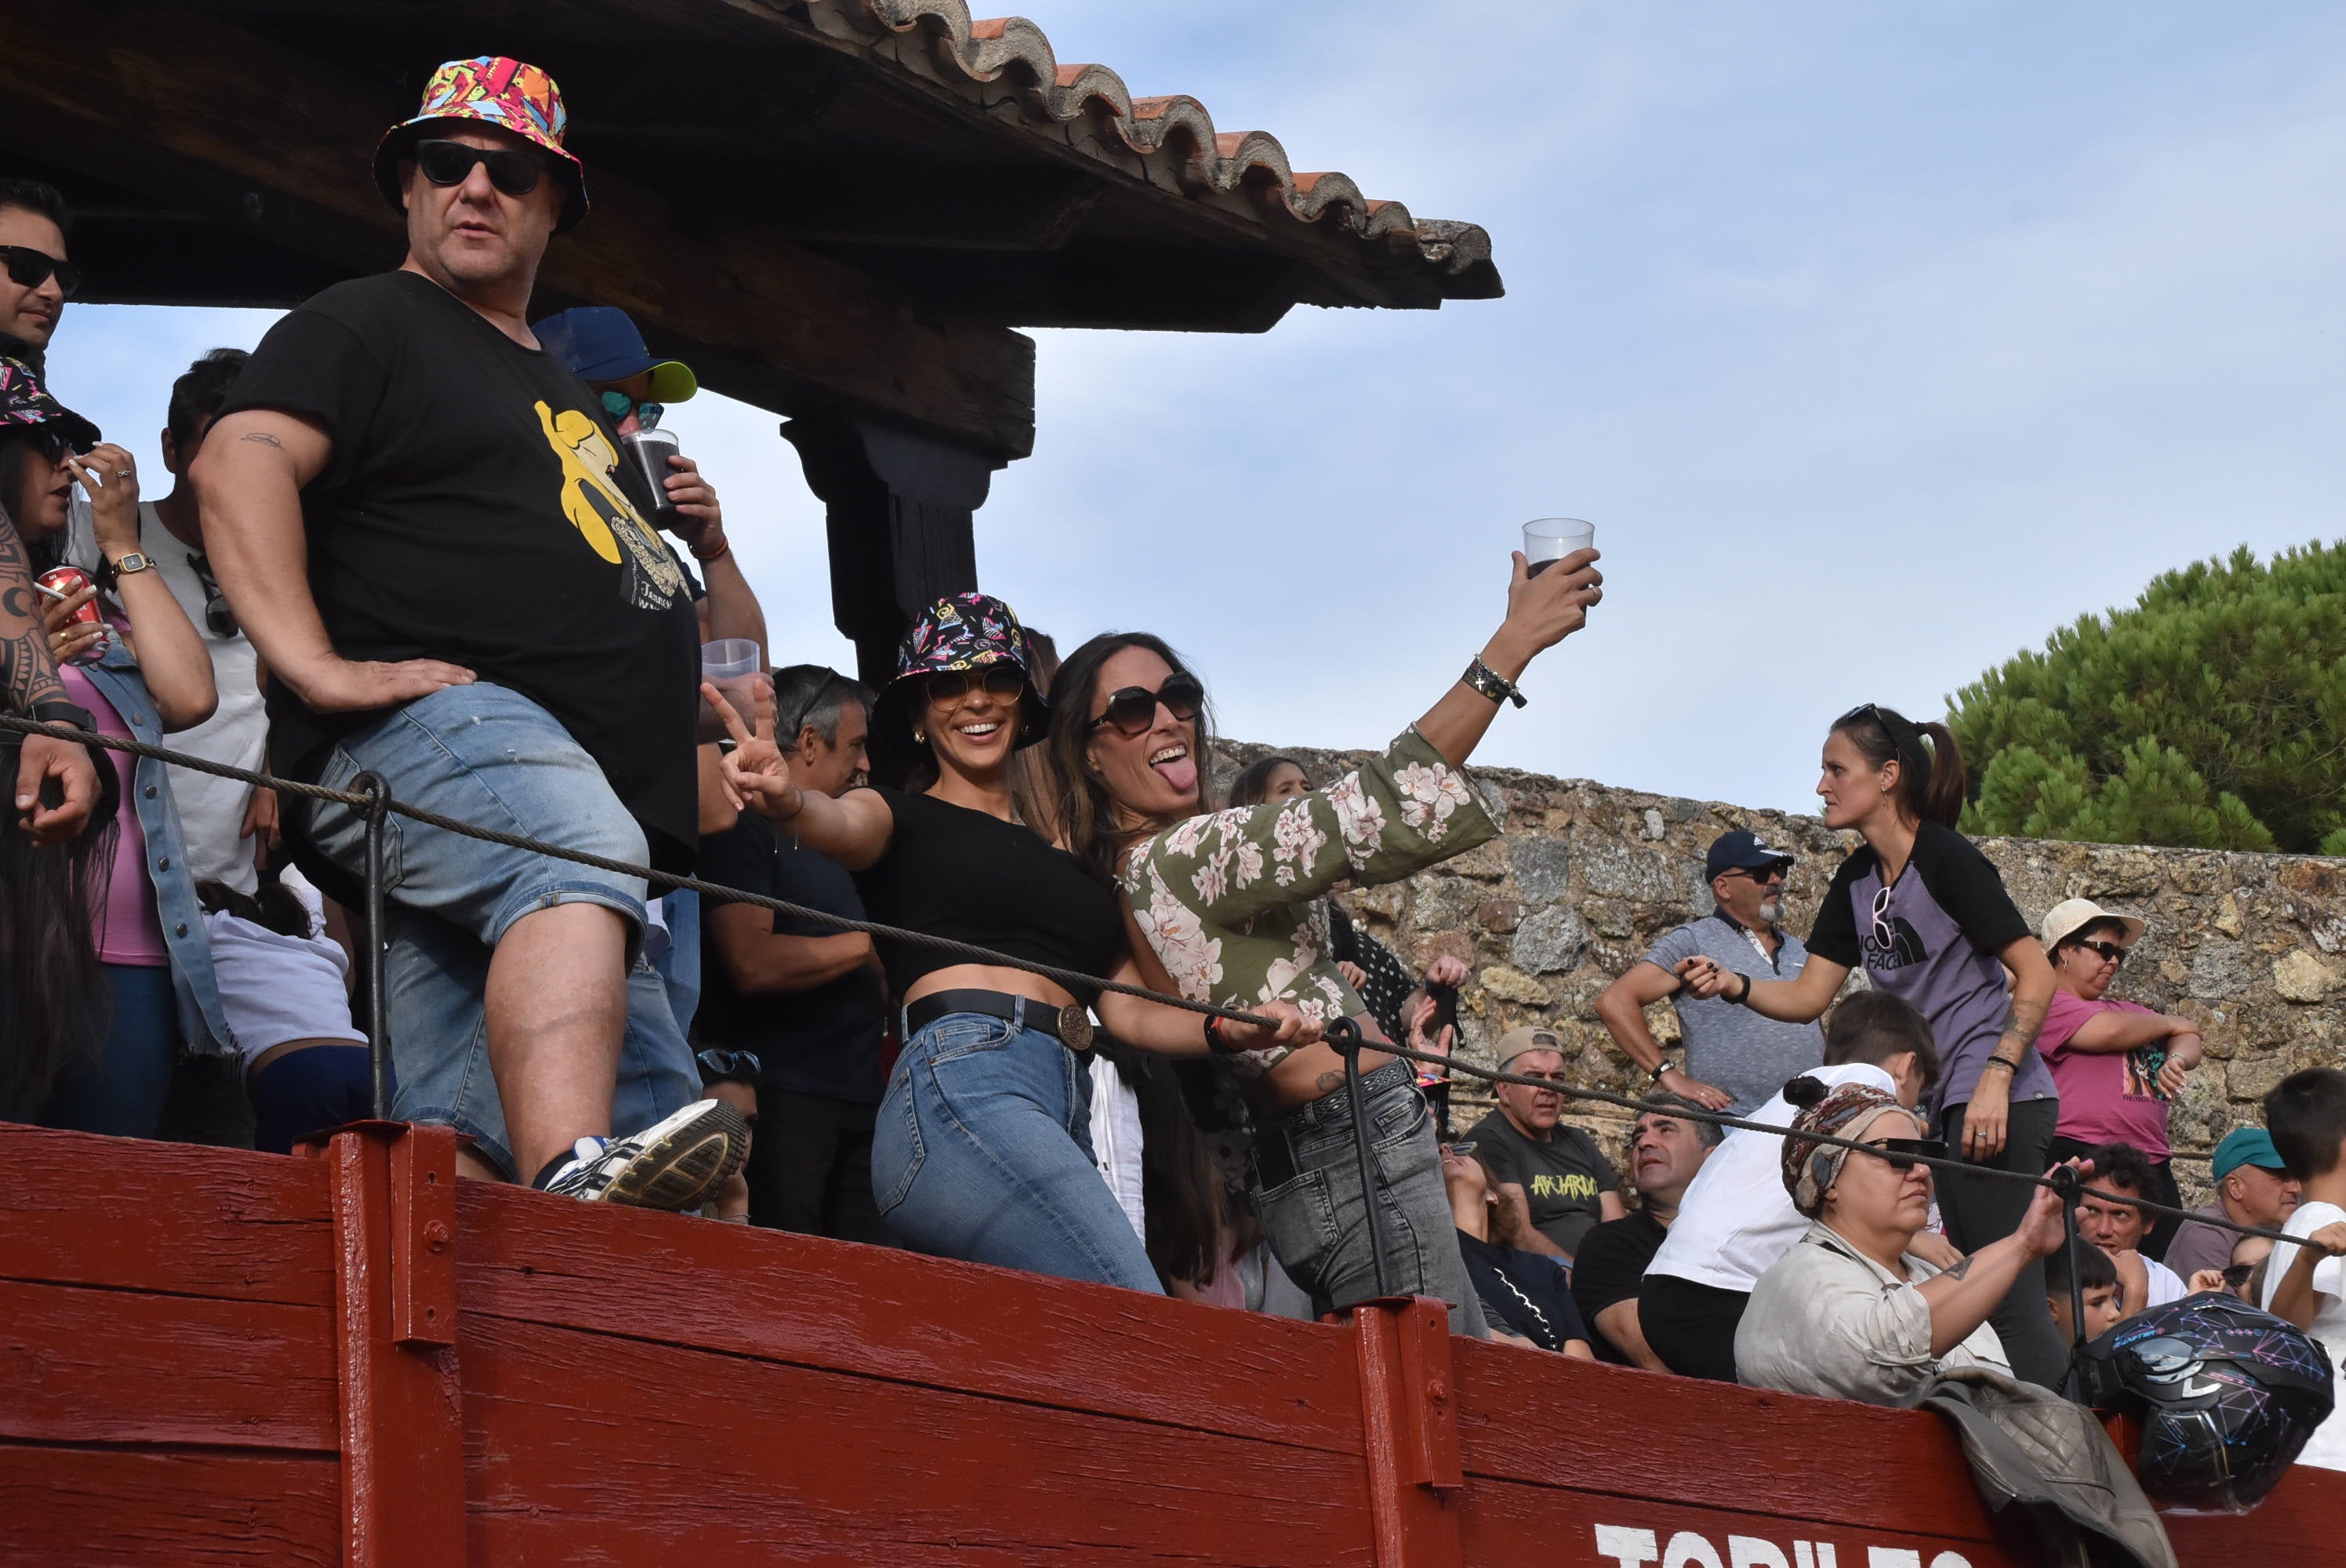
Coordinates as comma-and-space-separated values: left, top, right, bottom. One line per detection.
3, 358, 227, 1134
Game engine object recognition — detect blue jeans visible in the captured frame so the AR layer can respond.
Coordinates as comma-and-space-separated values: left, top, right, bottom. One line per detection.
39, 964, 179, 1138
304, 683, 698, 1178
872, 1007, 1162, 1294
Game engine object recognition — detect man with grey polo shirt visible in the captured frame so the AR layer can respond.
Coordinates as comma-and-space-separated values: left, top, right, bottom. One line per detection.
1595, 830, 1825, 1115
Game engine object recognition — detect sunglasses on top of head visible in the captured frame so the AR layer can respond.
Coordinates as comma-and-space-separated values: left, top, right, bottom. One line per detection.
2, 245, 82, 299
928, 665, 1026, 704
1088, 672, 1204, 736
412, 138, 552, 199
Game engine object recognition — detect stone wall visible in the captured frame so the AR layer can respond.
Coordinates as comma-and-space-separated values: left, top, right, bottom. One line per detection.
1219, 744, 2346, 1201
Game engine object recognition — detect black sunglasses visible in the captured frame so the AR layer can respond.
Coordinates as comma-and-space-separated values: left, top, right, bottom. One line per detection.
2220, 1262, 2256, 1288
1088, 672, 1204, 737
1868, 1136, 1948, 1171
694, 1047, 763, 1086
1, 244, 82, 299
2066, 938, 2128, 965
412, 138, 550, 198
187, 552, 236, 639
928, 665, 1026, 704
1726, 860, 1791, 884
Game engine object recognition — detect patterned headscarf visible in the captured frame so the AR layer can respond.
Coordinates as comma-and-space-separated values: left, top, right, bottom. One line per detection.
1779, 1078, 1915, 1218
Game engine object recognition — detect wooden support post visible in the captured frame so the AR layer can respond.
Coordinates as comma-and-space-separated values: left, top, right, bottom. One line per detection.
315, 1123, 465, 1567
1351, 1298, 1464, 1568
781, 417, 1001, 687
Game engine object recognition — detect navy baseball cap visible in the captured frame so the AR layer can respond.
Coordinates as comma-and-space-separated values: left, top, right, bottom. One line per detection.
532, 307, 697, 402
1705, 829, 1794, 882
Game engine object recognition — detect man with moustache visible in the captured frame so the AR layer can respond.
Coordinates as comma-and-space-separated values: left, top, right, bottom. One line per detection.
192, 58, 742, 1208
1595, 830, 1827, 1115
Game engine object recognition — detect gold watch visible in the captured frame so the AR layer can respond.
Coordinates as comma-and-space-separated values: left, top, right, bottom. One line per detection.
110, 551, 155, 577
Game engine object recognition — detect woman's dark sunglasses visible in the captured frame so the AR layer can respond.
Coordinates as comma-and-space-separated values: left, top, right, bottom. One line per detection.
928, 665, 1026, 703
2, 244, 82, 298
1868, 1137, 1948, 1171
1088, 673, 1204, 737
413, 139, 550, 198
2067, 938, 2127, 965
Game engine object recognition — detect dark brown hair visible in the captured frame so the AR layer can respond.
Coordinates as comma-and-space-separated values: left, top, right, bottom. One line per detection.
1229, 754, 1310, 808
2265, 1067, 2346, 1181
1830, 703, 1967, 828
1821, 988, 1942, 1088
1043, 631, 1218, 882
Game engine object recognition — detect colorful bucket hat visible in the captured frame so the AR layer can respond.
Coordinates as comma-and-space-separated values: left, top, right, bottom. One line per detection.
532, 307, 697, 404
871, 593, 1051, 764
0, 355, 100, 452
373, 56, 588, 234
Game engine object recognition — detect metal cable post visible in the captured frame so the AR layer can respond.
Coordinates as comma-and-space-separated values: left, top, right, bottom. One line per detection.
1324, 1017, 1394, 1301
2052, 1163, 2090, 1399
354, 770, 394, 1121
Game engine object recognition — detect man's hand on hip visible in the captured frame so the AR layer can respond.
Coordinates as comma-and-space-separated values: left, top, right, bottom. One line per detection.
286, 655, 477, 713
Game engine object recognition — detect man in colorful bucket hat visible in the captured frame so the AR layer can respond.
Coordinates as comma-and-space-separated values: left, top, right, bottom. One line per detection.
193, 57, 743, 1208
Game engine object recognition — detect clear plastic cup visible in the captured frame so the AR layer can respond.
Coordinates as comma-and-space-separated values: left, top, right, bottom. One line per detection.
620, 427, 683, 527
702, 638, 764, 726
1523, 517, 1596, 576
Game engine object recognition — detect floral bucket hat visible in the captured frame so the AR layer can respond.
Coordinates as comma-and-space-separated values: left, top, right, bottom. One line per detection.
373, 56, 588, 234
0, 355, 100, 452
871, 592, 1051, 763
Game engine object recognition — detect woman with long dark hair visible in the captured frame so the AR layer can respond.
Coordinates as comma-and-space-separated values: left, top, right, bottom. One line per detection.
1676, 703, 2065, 1385
710, 593, 1313, 1291
1039, 548, 1600, 1332
0, 358, 227, 1136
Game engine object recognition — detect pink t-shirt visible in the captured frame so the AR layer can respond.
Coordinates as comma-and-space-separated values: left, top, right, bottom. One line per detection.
60, 657, 169, 967
2041, 988, 2170, 1157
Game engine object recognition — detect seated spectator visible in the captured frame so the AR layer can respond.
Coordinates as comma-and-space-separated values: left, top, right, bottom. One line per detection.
5, 358, 227, 1138
2075, 1141, 2186, 1315
197, 868, 374, 1153
2165, 1126, 2299, 1281
2257, 1067, 2346, 1472
1738, 1078, 2075, 1406
2225, 1233, 2274, 1304
1464, 1026, 1623, 1264
1441, 1141, 1593, 1356
2043, 1238, 2121, 1347
1571, 1093, 1721, 1367
1641, 989, 1941, 1381
1595, 830, 1825, 1114
2038, 899, 2199, 1254
696, 664, 892, 1242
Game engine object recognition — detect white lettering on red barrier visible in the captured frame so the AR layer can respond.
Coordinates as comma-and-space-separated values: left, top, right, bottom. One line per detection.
1595, 1525, 1969, 1568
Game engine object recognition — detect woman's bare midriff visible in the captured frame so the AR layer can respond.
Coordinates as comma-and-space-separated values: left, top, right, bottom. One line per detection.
1249, 1013, 1397, 1117
902, 962, 1080, 1015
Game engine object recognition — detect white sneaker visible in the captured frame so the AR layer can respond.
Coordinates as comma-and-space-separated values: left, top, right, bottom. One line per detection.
536, 1099, 747, 1210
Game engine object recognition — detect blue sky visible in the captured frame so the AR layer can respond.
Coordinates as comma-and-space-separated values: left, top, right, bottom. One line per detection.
43, 2, 2346, 813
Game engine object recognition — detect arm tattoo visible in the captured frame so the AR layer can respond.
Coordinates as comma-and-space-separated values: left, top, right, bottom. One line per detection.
2001, 994, 2049, 1059
0, 515, 68, 712
239, 430, 285, 448
1944, 1256, 1976, 1280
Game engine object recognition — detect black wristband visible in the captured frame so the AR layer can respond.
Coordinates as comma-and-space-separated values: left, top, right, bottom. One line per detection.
1203, 1013, 1240, 1055
1734, 973, 1753, 1006
1461, 657, 1526, 709
1649, 1060, 1672, 1085
30, 699, 96, 731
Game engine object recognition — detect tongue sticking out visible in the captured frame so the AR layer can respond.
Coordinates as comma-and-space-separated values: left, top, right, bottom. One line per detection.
1154, 754, 1200, 796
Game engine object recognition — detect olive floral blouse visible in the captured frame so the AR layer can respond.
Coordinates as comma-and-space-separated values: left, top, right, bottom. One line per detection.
1121, 727, 1497, 1076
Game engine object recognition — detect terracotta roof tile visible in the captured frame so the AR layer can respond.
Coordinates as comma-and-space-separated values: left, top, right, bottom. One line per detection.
806, 0, 1499, 301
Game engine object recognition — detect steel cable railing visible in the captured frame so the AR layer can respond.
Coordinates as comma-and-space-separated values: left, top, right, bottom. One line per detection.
2, 708, 2308, 1359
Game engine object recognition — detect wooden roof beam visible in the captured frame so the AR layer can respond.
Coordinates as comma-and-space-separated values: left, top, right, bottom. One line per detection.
0, 4, 1037, 459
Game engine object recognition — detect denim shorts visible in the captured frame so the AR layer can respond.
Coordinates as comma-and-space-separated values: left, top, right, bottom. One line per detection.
871, 1007, 1162, 1294
303, 683, 696, 1178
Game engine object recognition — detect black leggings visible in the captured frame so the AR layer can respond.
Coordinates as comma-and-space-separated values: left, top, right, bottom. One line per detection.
1939, 1096, 2065, 1388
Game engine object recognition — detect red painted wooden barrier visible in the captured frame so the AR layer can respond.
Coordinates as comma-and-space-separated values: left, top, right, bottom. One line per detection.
0, 1120, 2336, 1567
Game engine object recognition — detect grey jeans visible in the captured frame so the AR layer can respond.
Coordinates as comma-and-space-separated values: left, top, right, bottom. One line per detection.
1253, 1060, 1490, 1336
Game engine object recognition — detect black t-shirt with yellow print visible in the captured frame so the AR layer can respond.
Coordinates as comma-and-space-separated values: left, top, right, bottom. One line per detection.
218, 270, 700, 877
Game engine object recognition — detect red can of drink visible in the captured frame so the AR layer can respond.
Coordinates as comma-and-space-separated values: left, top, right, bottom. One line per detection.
35, 566, 112, 664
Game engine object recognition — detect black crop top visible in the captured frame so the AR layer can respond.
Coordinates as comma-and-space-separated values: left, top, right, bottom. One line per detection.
853, 785, 1125, 1002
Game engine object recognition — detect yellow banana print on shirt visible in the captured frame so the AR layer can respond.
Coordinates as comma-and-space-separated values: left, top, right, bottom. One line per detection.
532, 401, 685, 607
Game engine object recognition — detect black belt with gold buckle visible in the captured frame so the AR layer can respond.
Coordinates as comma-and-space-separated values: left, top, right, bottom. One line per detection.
903, 989, 1095, 1053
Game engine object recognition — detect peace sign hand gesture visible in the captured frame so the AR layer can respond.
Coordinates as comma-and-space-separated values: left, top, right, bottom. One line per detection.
702, 681, 803, 820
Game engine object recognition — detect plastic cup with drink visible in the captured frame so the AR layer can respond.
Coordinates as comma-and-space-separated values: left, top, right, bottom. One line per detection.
702, 638, 765, 731
1523, 518, 1595, 578
620, 426, 684, 531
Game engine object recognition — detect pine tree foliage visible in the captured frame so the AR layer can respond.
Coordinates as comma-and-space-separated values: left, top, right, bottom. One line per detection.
1950, 542, 2346, 855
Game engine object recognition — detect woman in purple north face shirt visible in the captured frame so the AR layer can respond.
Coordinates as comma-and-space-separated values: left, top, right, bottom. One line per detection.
1675, 704, 2068, 1388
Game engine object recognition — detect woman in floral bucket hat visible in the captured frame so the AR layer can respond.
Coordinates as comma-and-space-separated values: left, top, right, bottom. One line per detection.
709, 592, 1316, 1291
1040, 540, 1603, 1335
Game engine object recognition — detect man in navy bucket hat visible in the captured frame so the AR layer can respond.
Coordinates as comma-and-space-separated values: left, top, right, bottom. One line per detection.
195, 56, 745, 1210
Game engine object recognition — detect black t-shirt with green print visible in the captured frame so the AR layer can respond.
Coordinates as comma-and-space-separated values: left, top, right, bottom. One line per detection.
217, 270, 699, 873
